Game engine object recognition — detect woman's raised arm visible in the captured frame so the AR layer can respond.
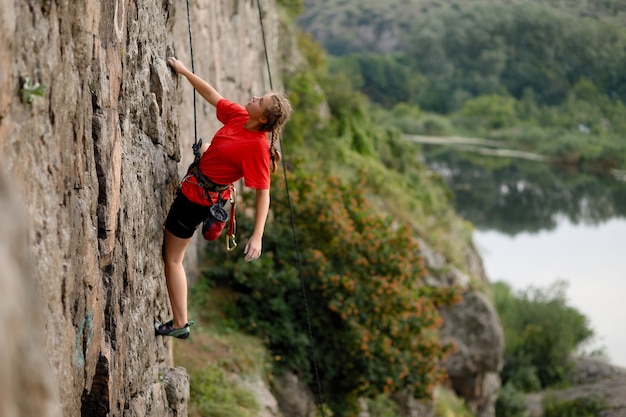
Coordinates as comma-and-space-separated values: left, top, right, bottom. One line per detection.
167, 57, 223, 107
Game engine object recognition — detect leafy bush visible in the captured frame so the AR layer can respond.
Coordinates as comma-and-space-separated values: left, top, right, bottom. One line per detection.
365, 395, 401, 417
206, 169, 461, 415
495, 383, 528, 417
493, 280, 594, 390
543, 394, 605, 417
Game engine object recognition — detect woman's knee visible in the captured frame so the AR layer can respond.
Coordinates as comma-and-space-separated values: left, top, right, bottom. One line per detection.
163, 242, 185, 266
163, 230, 191, 265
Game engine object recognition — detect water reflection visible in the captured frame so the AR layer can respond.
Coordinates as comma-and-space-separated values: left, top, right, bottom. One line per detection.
417, 142, 626, 367
422, 146, 626, 235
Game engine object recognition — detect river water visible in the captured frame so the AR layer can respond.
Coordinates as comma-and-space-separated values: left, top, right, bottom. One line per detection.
475, 217, 626, 368
416, 139, 626, 368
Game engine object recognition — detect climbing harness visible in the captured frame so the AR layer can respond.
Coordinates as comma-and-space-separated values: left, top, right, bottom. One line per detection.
186, 163, 230, 193
255, 0, 327, 413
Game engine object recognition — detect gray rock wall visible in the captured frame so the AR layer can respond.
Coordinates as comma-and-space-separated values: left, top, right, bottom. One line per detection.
0, 0, 276, 415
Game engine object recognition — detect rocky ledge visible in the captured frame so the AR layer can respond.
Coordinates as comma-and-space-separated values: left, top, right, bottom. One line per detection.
526, 356, 626, 417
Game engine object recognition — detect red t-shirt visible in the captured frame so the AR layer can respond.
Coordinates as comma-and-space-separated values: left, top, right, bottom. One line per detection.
180, 99, 271, 205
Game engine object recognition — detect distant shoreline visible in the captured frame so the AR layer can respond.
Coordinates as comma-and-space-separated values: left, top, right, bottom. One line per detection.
402, 134, 548, 162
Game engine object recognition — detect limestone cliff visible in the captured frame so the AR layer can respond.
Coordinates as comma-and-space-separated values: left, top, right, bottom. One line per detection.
0, 0, 277, 415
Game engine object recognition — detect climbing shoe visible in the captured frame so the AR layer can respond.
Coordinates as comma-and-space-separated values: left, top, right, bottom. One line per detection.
154, 319, 194, 339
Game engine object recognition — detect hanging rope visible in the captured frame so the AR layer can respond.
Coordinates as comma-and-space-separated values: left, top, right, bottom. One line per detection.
256, 1, 327, 414
185, 0, 201, 157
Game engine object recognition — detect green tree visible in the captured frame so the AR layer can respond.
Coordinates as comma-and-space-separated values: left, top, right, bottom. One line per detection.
493, 280, 594, 390
460, 94, 518, 129
495, 383, 528, 417
332, 53, 427, 108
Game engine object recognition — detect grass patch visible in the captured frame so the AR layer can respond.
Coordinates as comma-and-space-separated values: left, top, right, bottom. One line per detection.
186, 363, 259, 417
173, 280, 272, 417
435, 387, 475, 417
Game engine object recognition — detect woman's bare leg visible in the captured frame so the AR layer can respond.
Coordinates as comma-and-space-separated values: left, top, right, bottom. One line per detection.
163, 229, 193, 328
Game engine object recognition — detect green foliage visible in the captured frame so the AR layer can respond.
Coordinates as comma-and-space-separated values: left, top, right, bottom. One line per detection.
308, 2, 626, 167
435, 387, 475, 417
283, 65, 471, 267
188, 363, 260, 417
382, 103, 422, 135
493, 280, 594, 390
384, 104, 454, 136
277, 0, 304, 20
365, 395, 401, 417
283, 69, 328, 149
20, 76, 46, 103
297, 29, 327, 71
460, 94, 518, 130
374, 126, 419, 174
207, 170, 461, 415
298, 0, 626, 57
176, 284, 275, 417
310, 71, 471, 267
330, 53, 428, 108
495, 383, 528, 417
322, 2, 626, 121
543, 394, 606, 417
420, 115, 453, 136
313, 1, 626, 170
320, 71, 379, 157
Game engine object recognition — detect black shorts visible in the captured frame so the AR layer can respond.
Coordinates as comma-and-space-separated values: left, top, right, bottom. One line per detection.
164, 190, 210, 239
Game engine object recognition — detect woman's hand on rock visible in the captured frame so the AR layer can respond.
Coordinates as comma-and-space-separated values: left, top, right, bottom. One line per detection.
167, 57, 188, 75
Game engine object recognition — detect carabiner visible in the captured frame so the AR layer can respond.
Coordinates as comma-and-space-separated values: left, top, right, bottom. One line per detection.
226, 232, 237, 252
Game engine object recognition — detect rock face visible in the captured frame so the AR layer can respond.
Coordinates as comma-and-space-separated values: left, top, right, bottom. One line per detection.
420, 239, 504, 417
526, 357, 626, 417
0, 0, 276, 415
439, 291, 503, 417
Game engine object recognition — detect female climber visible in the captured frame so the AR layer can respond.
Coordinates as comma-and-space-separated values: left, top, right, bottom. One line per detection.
155, 57, 291, 339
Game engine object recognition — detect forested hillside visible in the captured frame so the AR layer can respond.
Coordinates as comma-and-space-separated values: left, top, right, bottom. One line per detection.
298, 0, 626, 172
299, 0, 626, 54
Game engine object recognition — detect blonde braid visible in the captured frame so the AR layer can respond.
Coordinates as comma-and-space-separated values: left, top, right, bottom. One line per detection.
261, 94, 291, 173
269, 126, 281, 173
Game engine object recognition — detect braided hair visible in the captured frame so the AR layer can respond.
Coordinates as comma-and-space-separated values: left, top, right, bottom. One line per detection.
258, 93, 292, 173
